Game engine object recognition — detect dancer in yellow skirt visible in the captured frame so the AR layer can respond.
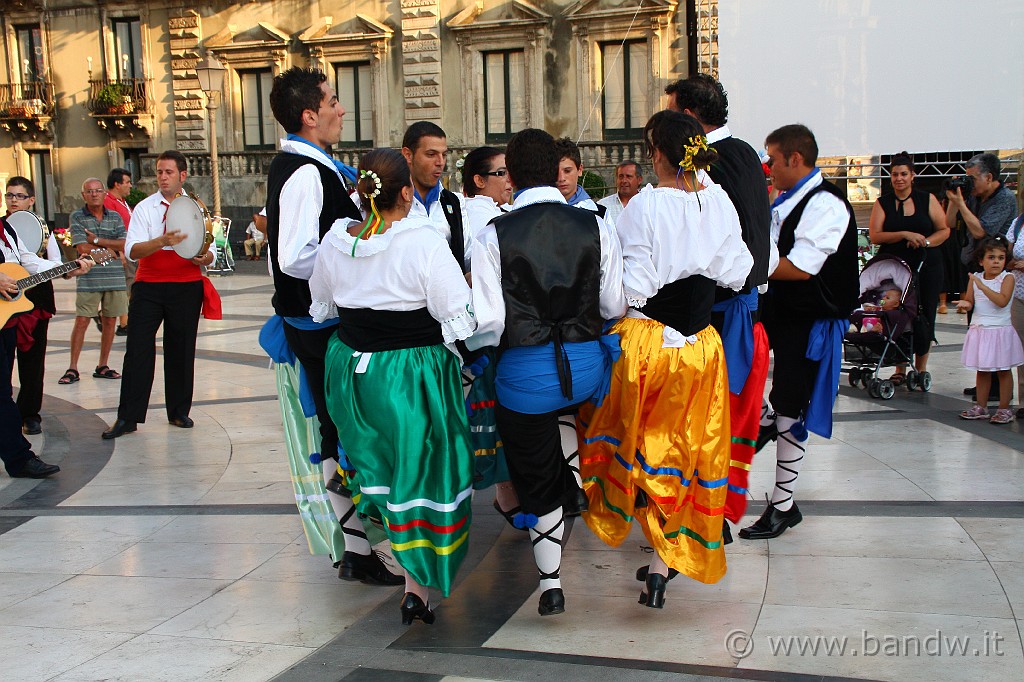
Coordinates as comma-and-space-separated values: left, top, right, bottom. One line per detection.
578, 111, 752, 607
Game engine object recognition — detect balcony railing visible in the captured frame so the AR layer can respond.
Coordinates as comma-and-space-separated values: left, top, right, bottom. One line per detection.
86, 78, 151, 117
0, 81, 56, 119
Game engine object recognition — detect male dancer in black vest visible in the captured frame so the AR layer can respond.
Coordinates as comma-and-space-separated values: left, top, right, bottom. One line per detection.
469, 128, 625, 615
740, 124, 859, 540
666, 75, 772, 546
266, 67, 399, 584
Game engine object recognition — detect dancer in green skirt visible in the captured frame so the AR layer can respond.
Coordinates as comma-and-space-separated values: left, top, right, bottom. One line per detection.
309, 148, 476, 625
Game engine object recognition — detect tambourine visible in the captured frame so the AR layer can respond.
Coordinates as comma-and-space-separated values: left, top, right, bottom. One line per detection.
6, 210, 48, 256
165, 194, 214, 259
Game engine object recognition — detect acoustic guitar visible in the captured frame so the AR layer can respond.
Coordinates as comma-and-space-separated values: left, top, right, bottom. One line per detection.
0, 249, 116, 327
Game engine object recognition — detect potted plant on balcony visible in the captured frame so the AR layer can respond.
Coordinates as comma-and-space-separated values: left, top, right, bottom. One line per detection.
96, 82, 134, 115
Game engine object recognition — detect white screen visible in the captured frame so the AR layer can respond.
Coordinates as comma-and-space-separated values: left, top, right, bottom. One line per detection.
718, 0, 1024, 155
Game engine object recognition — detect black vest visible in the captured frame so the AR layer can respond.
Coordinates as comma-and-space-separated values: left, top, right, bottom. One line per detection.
493, 202, 603, 349
266, 152, 360, 317
769, 180, 859, 321
708, 135, 772, 299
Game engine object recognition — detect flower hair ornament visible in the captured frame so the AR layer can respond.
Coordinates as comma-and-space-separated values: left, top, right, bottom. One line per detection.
351, 169, 385, 256
679, 135, 714, 172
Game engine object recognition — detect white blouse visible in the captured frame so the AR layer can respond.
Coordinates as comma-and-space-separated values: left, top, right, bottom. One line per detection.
308, 215, 475, 344
617, 181, 753, 307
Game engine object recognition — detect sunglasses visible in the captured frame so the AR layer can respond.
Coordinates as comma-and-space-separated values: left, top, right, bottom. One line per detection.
4, 192, 31, 201
83, 189, 106, 195
483, 169, 508, 177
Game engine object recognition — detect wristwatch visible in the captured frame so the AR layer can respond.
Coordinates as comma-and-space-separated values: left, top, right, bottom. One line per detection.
92, 236, 100, 245
925, 239, 930, 247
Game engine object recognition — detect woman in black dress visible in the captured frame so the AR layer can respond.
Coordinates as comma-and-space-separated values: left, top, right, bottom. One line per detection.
868, 152, 950, 383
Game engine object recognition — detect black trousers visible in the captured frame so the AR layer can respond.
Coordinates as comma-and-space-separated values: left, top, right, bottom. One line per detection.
282, 322, 340, 461
764, 317, 819, 421
117, 281, 202, 423
496, 402, 579, 517
913, 259, 943, 357
1, 327, 33, 472
15, 315, 48, 423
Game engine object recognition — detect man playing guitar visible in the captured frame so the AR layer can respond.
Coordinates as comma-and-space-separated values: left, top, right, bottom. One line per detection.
1, 195, 93, 478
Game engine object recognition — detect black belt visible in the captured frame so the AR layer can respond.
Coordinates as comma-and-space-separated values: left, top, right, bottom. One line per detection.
336, 307, 443, 352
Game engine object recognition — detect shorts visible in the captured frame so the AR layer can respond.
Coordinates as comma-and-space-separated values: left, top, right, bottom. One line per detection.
75, 289, 129, 318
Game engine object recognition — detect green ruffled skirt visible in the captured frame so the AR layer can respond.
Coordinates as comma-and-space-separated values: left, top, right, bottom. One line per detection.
324, 336, 474, 596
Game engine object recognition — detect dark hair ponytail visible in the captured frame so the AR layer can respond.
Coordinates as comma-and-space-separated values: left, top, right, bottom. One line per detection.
642, 110, 718, 171
356, 148, 411, 212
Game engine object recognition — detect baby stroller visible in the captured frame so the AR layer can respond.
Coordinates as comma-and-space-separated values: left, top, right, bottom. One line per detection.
843, 253, 931, 400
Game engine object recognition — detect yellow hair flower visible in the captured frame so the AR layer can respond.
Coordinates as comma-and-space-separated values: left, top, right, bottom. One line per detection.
679, 135, 715, 172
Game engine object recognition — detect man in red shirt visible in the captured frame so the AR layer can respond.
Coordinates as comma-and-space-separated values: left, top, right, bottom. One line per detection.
103, 168, 133, 336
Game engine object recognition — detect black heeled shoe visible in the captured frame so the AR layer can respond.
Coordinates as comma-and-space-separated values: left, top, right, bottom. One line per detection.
537, 587, 565, 616
492, 500, 528, 531
639, 572, 667, 609
400, 592, 435, 625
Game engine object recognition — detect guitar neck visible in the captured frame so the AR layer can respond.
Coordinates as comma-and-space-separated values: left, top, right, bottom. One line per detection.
18, 260, 81, 290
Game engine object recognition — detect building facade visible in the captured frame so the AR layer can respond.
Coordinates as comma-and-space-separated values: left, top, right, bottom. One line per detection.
0, 0, 723, 229
2, 1, 1017, 234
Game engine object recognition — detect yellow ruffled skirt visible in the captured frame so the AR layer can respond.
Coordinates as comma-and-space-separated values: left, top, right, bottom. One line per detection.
578, 317, 730, 584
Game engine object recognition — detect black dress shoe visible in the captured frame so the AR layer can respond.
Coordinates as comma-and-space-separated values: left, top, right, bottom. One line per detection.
8, 456, 60, 478
102, 419, 137, 440
964, 386, 976, 397
400, 592, 435, 625
338, 550, 404, 585
738, 499, 802, 540
22, 418, 41, 435
115, 325, 128, 337
564, 486, 589, 517
639, 572, 667, 608
755, 421, 778, 453
538, 587, 565, 616
168, 416, 194, 428
635, 565, 679, 582
722, 519, 734, 545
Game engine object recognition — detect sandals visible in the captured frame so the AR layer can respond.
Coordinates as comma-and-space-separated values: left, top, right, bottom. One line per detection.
93, 365, 121, 380
58, 369, 80, 385
990, 409, 1015, 425
960, 405, 990, 420
889, 372, 907, 387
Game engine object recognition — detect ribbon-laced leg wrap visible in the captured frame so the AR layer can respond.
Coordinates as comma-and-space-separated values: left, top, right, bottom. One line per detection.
529, 508, 565, 592
770, 416, 807, 512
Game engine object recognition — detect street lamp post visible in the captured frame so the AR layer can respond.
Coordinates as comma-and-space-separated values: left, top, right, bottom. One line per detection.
195, 55, 226, 216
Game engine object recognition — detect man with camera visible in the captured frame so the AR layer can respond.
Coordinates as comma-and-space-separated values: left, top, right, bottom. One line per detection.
946, 153, 1016, 264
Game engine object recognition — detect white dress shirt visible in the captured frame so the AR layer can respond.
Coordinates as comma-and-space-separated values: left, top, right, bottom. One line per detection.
0, 218, 60, 275
617, 181, 752, 307
468, 186, 626, 350
308, 216, 475, 344
275, 138, 347, 281
597, 192, 626, 226
125, 189, 217, 264
770, 169, 850, 277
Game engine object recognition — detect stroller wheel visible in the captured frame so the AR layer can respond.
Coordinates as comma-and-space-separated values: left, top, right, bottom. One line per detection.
860, 372, 871, 389
868, 378, 881, 398
919, 371, 932, 392
878, 379, 896, 400
848, 368, 861, 387
906, 370, 919, 391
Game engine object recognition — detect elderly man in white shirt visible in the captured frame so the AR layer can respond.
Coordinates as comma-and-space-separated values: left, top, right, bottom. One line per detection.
596, 161, 643, 225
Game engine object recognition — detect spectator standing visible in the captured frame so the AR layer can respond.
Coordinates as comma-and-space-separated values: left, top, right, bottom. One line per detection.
104, 168, 134, 337
596, 161, 642, 224
60, 178, 128, 385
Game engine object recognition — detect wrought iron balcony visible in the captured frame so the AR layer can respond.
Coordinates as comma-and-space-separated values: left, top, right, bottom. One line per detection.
86, 78, 153, 134
0, 81, 56, 137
